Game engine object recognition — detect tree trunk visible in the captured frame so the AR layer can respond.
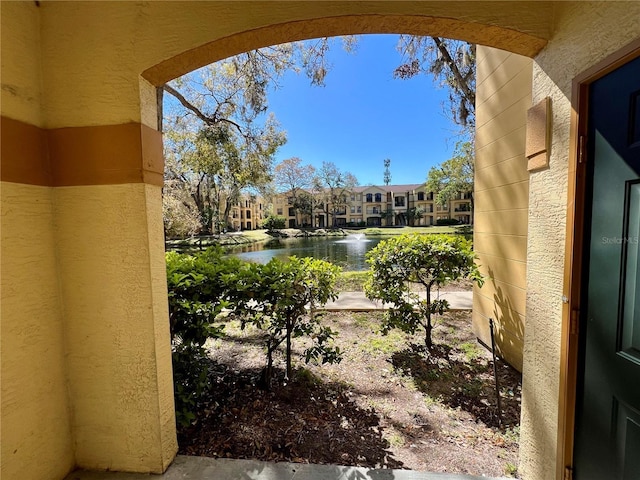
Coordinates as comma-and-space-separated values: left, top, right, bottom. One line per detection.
285, 318, 292, 380
425, 322, 433, 349
425, 286, 433, 349
261, 341, 274, 391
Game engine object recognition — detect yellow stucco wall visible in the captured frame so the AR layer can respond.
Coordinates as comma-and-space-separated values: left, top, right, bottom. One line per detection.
0, 184, 74, 480
31, 1, 551, 128
1, 4, 74, 480
521, 4, 640, 480
3, 2, 640, 480
473, 47, 532, 372
54, 184, 176, 472
0, 2, 45, 127
2, 3, 176, 478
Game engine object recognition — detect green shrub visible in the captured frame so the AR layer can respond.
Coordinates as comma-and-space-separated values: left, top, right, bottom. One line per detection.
263, 215, 287, 230
231, 256, 342, 386
166, 247, 242, 426
436, 218, 460, 226
166, 248, 344, 423
365, 234, 482, 348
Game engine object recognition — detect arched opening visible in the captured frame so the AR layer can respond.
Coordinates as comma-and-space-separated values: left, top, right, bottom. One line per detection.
158, 17, 530, 476
141, 13, 547, 87
5, 4, 639, 480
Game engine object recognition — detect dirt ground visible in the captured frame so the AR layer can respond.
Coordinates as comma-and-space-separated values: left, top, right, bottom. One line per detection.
178, 309, 521, 478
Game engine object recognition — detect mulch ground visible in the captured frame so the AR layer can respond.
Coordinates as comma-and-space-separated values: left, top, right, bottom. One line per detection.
178, 310, 522, 478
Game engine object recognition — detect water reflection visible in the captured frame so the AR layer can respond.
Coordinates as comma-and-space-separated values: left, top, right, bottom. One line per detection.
227, 234, 386, 271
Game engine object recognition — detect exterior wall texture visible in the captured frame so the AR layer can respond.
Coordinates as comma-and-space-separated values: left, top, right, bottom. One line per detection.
521, 4, 640, 480
473, 46, 532, 372
54, 184, 176, 472
1, 3, 177, 479
2, 2, 640, 480
0, 184, 74, 480
0, 4, 74, 480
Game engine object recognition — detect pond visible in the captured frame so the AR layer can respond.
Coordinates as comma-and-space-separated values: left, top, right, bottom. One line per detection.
227, 234, 389, 271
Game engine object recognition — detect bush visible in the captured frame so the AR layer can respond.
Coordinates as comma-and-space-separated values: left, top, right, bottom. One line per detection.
436, 218, 461, 226
166, 247, 242, 426
263, 215, 287, 230
166, 248, 344, 423
365, 234, 482, 348
231, 256, 342, 387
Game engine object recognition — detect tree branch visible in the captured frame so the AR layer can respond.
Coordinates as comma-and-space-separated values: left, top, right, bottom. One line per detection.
163, 84, 246, 136
431, 37, 475, 108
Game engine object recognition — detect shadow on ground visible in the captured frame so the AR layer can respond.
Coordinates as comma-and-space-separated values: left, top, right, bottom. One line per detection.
390, 342, 521, 429
178, 362, 403, 469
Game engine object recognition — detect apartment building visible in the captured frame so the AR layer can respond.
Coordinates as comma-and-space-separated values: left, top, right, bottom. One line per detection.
273, 183, 473, 228
227, 196, 265, 231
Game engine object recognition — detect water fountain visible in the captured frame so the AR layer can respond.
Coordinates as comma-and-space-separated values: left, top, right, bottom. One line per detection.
334, 233, 371, 244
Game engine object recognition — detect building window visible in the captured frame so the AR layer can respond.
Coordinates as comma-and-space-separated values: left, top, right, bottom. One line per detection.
366, 193, 372, 202
246, 211, 251, 219
374, 193, 382, 202
417, 192, 425, 201
276, 208, 283, 215
350, 206, 356, 213
395, 197, 405, 207
288, 207, 295, 216
357, 206, 362, 213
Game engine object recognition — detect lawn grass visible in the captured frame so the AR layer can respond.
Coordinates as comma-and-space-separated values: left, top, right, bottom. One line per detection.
335, 271, 369, 292
351, 225, 471, 236
166, 229, 271, 250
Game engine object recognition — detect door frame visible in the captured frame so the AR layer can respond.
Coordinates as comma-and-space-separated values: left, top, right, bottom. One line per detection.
558, 38, 640, 480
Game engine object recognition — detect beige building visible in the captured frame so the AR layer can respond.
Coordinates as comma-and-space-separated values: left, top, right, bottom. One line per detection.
228, 195, 264, 231
272, 183, 472, 228
2, 3, 640, 480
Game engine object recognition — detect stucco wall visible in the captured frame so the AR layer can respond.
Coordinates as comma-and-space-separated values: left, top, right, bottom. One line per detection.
0, 4, 75, 480
0, 2, 44, 127
520, 4, 640, 480
54, 184, 176, 472
32, 1, 552, 129
473, 46, 532, 372
0, 184, 75, 480
1, 2, 176, 478
3, 2, 640, 480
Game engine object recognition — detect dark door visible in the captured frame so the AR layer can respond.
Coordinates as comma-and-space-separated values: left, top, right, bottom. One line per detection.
574, 55, 640, 479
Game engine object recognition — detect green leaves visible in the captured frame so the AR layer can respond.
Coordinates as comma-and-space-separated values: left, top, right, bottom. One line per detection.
167, 248, 343, 417
232, 256, 342, 383
426, 140, 474, 209
365, 234, 482, 348
263, 215, 287, 230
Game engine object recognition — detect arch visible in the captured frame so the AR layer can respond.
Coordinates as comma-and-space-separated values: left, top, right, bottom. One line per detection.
142, 13, 549, 86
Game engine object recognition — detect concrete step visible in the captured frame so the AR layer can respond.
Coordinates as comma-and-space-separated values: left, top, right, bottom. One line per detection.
66, 455, 510, 480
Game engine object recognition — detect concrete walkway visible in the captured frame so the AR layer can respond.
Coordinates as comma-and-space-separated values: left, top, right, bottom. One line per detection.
66, 456, 509, 480
321, 291, 473, 311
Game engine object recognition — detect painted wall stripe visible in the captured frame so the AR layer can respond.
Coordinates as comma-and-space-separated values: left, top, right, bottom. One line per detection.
1, 116, 52, 186
1, 117, 164, 187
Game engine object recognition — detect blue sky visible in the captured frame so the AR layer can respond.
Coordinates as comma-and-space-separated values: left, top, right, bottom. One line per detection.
267, 34, 459, 186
